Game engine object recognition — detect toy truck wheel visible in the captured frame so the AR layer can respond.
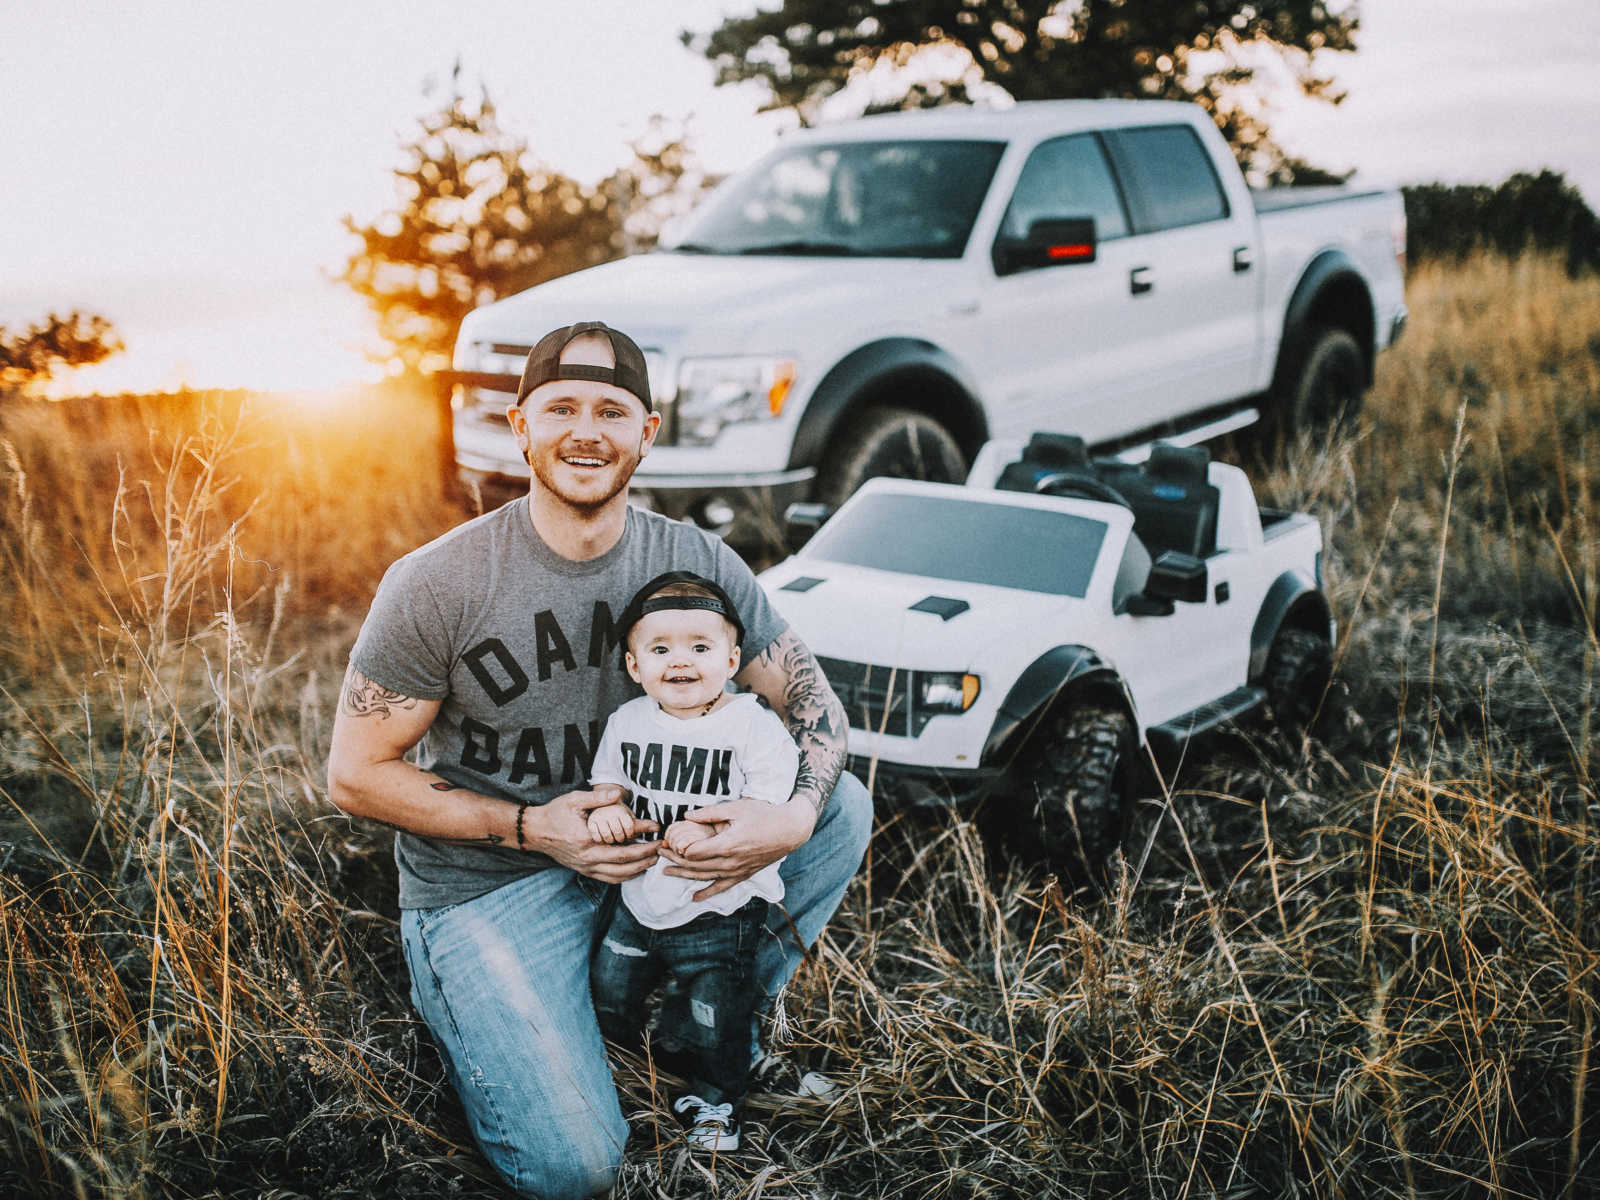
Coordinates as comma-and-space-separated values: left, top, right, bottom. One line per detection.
1271, 326, 1365, 449
1026, 702, 1132, 877
1264, 627, 1334, 734
816, 406, 967, 506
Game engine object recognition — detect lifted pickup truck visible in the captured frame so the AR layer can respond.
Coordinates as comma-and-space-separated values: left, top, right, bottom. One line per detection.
447, 100, 1406, 535
757, 433, 1334, 875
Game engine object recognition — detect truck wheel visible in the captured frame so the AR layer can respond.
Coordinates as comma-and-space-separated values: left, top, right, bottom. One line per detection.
1264, 627, 1334, 735
816, 406, 966, 506
1272, 326, 1365, 449
1026, 702, 1132, 879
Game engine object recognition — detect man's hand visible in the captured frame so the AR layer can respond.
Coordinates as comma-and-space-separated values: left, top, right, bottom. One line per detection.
663, 817, 714, 856
660, 797, 815, 901
527, 788, 659, 883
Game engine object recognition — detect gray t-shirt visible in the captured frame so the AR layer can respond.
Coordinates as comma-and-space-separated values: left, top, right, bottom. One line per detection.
349, 498, 787, 910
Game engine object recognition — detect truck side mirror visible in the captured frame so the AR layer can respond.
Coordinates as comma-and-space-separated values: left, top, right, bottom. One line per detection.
1122, 551, 1207, 616
992, 217, 1098, 276
783, 502, 834, 551
1145, 550, 1207, 604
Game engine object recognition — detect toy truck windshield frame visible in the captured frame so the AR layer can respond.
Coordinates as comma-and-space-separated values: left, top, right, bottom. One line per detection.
801, 489, 1109, 597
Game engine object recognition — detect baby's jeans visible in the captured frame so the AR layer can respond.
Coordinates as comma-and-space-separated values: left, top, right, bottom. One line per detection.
591, 897, 767, 1110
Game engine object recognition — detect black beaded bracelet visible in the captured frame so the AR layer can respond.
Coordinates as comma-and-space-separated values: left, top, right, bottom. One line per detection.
515, 802, 530, 850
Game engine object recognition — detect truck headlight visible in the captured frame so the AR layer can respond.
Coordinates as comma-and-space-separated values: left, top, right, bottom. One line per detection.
676, 356, 797, 446
918, 672, 980, 715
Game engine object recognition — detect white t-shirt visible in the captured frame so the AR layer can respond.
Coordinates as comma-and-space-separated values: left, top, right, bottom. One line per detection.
590, 693, 799, 930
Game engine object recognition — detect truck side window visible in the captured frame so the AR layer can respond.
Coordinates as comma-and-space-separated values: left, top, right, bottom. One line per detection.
1109, 125, 1230, 232
998, 133, 1130, 243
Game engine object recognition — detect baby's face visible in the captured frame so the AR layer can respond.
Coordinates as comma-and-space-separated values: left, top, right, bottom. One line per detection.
625, 608, 740, 716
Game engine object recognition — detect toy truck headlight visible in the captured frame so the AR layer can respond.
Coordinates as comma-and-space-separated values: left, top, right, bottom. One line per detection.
919, 672, 980, 714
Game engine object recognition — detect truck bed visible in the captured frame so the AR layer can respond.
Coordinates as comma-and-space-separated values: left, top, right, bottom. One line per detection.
1250, 186, 1392, 214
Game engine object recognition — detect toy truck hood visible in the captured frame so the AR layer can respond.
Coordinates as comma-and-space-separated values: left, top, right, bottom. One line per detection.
759, 559, 1076, 672
464, 251, 949, 348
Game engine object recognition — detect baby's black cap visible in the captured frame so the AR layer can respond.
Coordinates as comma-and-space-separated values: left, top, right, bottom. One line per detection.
619, 571, 744, 649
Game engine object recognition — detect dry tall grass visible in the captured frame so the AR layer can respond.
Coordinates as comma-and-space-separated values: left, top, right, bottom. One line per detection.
1, 254, 1595, 1198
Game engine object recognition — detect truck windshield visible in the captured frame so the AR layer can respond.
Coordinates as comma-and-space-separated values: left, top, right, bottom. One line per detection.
804, 492, 1107, 597
667, 140, 1005, 259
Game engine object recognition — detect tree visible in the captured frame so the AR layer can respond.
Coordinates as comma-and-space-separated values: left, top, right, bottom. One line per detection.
686, 0, 1358, 184
342, 71, 708, 374
0, 311, 123, 393
341, 74, 615, 374
1403, 171, 1600, 276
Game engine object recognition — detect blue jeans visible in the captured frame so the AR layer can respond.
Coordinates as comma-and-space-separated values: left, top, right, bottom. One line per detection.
591, 897, 767, 1110
399, 772, 871, 1200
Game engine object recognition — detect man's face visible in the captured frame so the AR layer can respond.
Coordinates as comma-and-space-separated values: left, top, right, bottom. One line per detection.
624, 608, 741, 716
506, 335, 661, 513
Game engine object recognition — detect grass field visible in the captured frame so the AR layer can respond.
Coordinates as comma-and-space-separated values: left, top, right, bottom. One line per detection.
1, 253, 1596, 1198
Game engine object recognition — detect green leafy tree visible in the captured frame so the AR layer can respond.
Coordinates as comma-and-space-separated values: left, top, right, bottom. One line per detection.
341, 75, 616, 374
0, 311, 123, 393
343, 72, 708, 374
1403, 171, 1600, 275
686, 0, 1357, 184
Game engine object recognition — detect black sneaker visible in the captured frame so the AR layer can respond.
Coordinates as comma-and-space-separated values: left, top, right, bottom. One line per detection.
673, 1094, 739, 1151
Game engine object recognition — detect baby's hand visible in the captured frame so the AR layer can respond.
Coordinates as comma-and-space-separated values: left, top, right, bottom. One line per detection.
663, 818, 716, 855
587, 803, 636, 845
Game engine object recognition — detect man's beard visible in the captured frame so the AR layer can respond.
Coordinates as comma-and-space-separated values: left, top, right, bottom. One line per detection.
529, 443, 640, 513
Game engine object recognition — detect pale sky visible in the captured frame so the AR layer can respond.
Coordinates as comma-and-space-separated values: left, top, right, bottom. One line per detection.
4, 0, 1597, 395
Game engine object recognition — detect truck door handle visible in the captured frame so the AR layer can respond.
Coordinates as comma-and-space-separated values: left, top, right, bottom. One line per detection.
1232, 246, 1253, 273
1130, 267, 1153, 295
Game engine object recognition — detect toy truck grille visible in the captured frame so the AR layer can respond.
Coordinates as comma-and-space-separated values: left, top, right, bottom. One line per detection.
818, 656, 937, 738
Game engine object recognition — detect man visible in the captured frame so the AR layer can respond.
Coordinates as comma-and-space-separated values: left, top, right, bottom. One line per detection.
327, 321, 871, 1200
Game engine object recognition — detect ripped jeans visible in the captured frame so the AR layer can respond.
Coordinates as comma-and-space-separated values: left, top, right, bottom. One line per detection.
398, 770, 873, 1200
591, 897, 766, 1109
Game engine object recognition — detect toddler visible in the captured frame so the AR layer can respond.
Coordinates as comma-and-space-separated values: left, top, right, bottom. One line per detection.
587, 571, 799, 1152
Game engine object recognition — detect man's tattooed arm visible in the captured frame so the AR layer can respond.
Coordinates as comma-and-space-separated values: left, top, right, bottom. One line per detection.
739, 629, 847, 816
328, 665, 517, 847
340, 671, 421, 720
372, 817, 505, 847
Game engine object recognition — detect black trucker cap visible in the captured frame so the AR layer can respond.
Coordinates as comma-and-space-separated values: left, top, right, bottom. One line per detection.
515, 321, 652, 411
618, 571, 745, 649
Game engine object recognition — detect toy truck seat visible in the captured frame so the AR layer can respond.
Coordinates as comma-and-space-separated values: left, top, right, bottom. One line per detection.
994, 432, 1096, 493
1100, 444, 1222, 559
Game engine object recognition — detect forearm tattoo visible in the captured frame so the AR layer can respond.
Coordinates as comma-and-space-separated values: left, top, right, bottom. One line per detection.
755, 631, 847, 815
340, 668, 419, 720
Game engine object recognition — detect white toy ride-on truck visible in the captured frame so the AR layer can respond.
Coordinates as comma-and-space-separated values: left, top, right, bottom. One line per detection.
757, 433, 1335, 874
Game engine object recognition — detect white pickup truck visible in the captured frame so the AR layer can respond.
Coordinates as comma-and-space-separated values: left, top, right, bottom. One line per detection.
758, 433, 1334, 876
447, 100, 1407, 534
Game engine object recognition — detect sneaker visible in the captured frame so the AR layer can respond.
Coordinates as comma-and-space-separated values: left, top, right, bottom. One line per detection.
750, 1050, 839, 1101
672, 1094, 740, 1152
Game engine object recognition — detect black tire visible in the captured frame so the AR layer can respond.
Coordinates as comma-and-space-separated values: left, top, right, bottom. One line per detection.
1268, 325, 1366, 450
1264, 626, 1334, 735
816, 406, 967, 506
1024, 702, 1133, 879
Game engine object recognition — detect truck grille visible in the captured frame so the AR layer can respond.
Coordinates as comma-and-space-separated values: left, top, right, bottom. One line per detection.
818, 656, 932, 738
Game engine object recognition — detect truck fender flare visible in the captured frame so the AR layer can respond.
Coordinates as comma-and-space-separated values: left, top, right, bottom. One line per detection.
1272, 250, 1378, 392
981, 645, 1133, 764
786, 338, 989, 470
1250, 570, 1332, 679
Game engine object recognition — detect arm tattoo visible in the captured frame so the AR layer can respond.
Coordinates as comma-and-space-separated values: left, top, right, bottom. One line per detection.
753, 631, 847, 816
340, 668, 420, 720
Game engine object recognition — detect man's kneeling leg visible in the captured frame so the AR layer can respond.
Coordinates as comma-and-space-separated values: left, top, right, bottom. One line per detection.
760, 770, 873, 1001
401, 870, 627, 1200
